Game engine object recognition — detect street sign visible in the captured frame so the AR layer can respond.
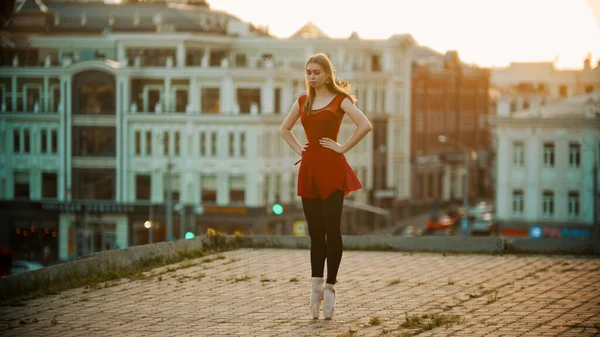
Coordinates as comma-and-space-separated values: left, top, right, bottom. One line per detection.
530, 226, 542, 239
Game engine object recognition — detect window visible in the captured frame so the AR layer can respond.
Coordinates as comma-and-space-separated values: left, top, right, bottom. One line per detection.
522, 99, 530, 110
148, 89, 162, 113
41, 129, 47, 153
51, 130, 57, 153
513, 141, 525, 167
185, 48, 203, 66
13, 129, 20, 153
23, 129, 30, 153
52, 86, 60, 112
136, 175, 151, 200
174, 132, 180, 156
228, 132, 235, 157
559, 85, 568, 98
73, 127, 116, 157
25, 87, 40, 112
274, 88, 281, 114
235, 53, 247, 67
201, 174, 217, 203
567, 191, 579, 218
41, 172, 57, 199
74, 71, 116, 115
236, 88, 261, 114
209, 50, 227, 67
542, 190, 554, 217
72, 169, 115, 200
512, 190, 524, 216
568, 143, 581, 168
14, 171, 29, 199
371, 54, 382, 72
174, 89, 188, 113
199, 132, 206, 156
201, 88, 220, 113
229, 175, 245, 204
127, 48, 175, 67
585, 85, 594, 94
543, 142, 555, 168
163, 132, 170, 155
135, 131, 141, 155
145, 131, 152, 155
537, 83, 547, 93
210, 132, 217, 156
240, 133, 246, 157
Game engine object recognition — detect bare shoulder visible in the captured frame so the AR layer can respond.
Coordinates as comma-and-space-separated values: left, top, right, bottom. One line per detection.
340, 96, 360, 113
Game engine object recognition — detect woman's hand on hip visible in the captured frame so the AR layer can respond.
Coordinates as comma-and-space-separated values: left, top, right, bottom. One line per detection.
296, 140, 309, 156
319, 138, 344, 154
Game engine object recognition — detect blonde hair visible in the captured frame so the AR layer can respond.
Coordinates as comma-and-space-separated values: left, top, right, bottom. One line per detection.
303, 53, 356, 114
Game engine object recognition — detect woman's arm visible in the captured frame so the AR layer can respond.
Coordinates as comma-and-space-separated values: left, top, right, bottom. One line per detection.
338, 97, 373, 153
279, 99, 304, 156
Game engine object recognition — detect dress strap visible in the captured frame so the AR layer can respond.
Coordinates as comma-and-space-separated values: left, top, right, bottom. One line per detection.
334, 95, 346, 113
298, 94, 307, 114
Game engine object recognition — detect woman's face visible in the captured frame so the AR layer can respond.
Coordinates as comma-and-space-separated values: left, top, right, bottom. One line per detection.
305, 62, 328, 89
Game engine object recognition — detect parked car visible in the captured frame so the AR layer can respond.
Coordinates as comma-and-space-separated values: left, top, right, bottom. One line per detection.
423, 210, 461, 236
468, 212, 498, 236
11, 260, 44, 275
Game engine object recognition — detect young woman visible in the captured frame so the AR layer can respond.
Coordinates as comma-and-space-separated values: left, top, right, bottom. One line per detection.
279, 53, 372, 320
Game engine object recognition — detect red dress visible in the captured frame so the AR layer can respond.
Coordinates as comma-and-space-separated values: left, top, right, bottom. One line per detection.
296, 94, 362, 199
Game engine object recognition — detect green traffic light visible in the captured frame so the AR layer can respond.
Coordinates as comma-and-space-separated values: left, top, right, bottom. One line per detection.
185, 232, 195, 240
272, 203, 283, 215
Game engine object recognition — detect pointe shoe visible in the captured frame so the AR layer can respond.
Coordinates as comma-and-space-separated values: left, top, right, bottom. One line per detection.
323, 283, 336, 320
310, 277, 324, 319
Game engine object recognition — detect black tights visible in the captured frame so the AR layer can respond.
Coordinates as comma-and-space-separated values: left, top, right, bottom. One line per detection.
301, 190, 344, 285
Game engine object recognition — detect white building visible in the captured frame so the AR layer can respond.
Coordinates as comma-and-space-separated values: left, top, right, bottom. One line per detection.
0, 0, 414, 261
491, 92, 600, 234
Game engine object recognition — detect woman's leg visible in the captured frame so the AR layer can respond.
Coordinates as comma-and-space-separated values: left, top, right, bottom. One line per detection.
302, 197, 326, 278
321, 190, 345, 284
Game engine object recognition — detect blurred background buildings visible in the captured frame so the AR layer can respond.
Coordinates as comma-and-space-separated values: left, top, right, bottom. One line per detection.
0, 0, 598, 265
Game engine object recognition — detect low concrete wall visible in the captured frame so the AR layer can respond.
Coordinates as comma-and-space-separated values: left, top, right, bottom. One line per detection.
1, 235, 595, 300
0, 236, 208, 300
504, 238, 596, 255
240, 236, 505, 253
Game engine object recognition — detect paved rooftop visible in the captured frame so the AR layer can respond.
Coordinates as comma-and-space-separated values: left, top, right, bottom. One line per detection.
1, 249, 599, 336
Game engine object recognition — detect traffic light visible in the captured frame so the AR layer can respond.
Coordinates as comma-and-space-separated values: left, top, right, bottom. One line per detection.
272, 203, 284, 215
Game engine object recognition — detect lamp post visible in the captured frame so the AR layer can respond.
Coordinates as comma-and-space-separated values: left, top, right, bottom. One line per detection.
166, 162, 174, 241
439, 135, 470, 211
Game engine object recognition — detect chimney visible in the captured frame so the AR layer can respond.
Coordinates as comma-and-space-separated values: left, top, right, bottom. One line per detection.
584, 53, 591, 70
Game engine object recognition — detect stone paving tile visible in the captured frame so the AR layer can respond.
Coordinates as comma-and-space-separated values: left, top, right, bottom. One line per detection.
1, 249, 599, 336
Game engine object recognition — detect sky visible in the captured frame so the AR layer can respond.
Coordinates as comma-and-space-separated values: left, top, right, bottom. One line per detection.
204, 0, 600, 69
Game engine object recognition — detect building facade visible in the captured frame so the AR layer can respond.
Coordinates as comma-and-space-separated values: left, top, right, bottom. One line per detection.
0, 0, 414, 262
490, 56, 600, 115
490, 92, 600, 237
410, 50, 492, 213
